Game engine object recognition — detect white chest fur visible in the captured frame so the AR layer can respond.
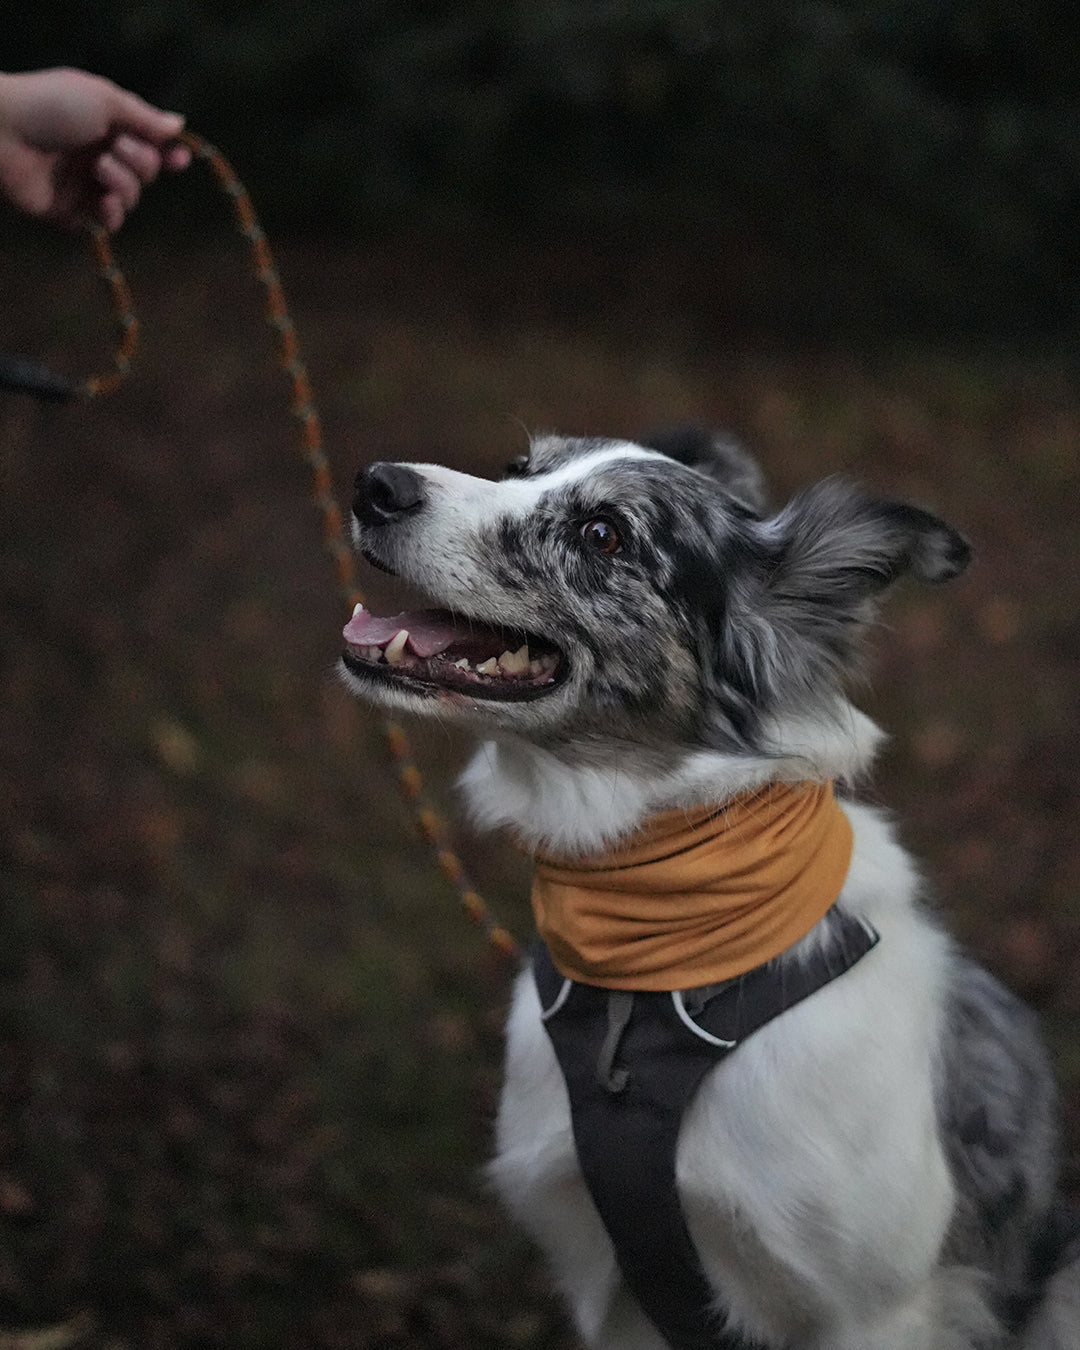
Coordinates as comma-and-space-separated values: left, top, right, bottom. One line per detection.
486, 794, 964, 1349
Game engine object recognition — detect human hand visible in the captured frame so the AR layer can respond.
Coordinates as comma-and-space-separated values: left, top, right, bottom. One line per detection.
0, 67, 191, 231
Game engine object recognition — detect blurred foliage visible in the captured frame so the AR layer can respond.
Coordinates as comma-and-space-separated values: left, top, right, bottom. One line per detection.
2, 1, 1080, 334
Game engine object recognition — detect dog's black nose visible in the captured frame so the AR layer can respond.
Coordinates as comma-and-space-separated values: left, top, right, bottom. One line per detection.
353, 462, 426, 526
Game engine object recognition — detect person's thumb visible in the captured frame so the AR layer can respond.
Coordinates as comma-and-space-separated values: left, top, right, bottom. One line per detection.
106, 85, 185, 145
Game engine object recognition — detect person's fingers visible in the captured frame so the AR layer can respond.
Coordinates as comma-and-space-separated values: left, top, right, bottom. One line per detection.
84, 127, 190, 231
110, 132, 162, 185
94, 151, 141, 216
94, 191, 126, 233
161, 141, 192, 173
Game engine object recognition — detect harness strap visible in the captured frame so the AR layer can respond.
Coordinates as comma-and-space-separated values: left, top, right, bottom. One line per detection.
534, 906, 879, 1350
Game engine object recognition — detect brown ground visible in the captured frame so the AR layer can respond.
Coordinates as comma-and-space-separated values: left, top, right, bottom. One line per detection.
0, 215, 1078, 1348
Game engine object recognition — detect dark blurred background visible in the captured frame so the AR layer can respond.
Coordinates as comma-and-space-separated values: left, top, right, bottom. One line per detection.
1, 5, 1079, 1349
5, 0, 1080, 338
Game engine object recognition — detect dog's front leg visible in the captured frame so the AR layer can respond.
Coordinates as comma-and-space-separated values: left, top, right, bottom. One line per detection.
491, 970, 675, 1348
590, 1287, 674, 1350
814, 1300, 940, 1350
810, 1265, 1004, 1350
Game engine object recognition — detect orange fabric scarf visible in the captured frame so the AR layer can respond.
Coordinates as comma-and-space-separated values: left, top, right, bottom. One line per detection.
530, 781, 854, 992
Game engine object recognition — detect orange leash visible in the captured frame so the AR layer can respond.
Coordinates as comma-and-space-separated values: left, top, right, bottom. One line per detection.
73, 132, 520, 963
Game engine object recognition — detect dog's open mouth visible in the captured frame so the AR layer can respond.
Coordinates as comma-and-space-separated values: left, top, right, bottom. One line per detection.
341, 604, 566, 701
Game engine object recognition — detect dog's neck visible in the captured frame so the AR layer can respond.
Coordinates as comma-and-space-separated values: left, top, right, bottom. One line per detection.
458, 700, 883, 856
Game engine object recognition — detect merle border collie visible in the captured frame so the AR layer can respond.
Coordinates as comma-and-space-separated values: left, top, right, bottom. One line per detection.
340, 429, 1080, 1349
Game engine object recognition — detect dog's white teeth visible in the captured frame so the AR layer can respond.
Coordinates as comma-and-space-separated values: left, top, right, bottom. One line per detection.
351, 601, 365, 618
384, 629, 409, 665
475, 657, 499, 676
497, 644, 530, 676
363, 645, 381, 663
453, 658, 470, 670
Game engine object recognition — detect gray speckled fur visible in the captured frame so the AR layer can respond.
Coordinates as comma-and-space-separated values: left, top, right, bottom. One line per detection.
936, 953, 1080, 1345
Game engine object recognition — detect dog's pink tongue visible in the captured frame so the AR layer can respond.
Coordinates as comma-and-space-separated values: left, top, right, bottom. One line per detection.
343, 607, 469, 658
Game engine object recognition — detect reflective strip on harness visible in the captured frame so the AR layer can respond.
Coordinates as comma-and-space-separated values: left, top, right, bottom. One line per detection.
534, 906, 879, 1350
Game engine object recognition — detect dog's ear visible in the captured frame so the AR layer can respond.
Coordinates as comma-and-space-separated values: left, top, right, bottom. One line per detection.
716, 481, 971, 721
640, 426, 770, 515
761, 480, 972, 604
699, 479, 970, 743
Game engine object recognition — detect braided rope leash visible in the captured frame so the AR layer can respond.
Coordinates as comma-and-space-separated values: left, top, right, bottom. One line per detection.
11, 131, 520, 963
0, 225, 137, 401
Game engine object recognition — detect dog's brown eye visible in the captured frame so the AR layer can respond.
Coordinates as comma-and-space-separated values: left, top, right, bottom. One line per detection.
580, 519, 621, 554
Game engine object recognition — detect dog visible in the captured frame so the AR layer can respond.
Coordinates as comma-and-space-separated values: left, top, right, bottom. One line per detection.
340, 428, 1080, 1349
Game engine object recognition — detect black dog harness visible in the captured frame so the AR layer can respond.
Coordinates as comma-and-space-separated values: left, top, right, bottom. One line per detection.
534, 906, 879, 1350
